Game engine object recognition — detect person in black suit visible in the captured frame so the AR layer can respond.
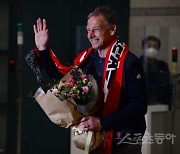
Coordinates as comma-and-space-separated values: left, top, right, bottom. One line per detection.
140, 35, 171, 105
30, 6, 147, 154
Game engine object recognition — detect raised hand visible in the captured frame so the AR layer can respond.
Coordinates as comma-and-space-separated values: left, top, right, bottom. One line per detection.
33, 18, 49, 50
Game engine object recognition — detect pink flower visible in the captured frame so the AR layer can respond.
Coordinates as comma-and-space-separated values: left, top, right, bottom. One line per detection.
82, 86, 89, 94
81, 74, 87, 79
70, 78, 75, 87
67, 92, 75, 99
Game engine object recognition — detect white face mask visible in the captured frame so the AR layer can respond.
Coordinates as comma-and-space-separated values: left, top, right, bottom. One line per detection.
144, 47, 158, 58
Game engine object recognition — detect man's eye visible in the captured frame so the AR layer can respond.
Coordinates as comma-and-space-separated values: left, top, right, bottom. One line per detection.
94, 28, 99, 31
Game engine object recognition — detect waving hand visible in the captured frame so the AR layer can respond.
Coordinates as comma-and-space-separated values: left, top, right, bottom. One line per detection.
33, 18, 49, 50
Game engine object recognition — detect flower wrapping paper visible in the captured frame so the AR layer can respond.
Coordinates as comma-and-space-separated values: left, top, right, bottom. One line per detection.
35, 89, 83, 128
34, 68, 103, 151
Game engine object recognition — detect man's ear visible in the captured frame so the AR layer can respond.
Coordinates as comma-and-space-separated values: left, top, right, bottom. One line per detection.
110, 24, 117, 36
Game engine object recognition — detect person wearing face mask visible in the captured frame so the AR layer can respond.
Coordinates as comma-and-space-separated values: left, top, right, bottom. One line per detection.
140, 36, 171, 105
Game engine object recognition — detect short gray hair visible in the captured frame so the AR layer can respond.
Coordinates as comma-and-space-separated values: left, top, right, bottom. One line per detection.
88, 6, 118, 27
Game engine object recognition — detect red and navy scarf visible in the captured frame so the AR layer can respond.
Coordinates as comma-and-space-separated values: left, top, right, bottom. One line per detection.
35, 37, 128, 154
99, 38, 128, 154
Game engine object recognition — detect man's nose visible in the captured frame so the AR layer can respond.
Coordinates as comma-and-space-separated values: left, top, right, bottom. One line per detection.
88, 30, 95, 38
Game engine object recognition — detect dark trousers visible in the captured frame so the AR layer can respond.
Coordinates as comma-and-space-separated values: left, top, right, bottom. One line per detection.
90, 144, 142, 154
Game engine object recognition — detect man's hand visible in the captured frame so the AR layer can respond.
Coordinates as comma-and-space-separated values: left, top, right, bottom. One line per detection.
77, 116, 102, 132
33, 18, 49, 50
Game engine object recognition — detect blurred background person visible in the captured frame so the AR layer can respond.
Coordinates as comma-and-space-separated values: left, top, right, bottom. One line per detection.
139, 35, 171, 106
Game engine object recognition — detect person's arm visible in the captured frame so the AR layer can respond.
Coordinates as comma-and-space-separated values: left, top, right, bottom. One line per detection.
163, 61, 170, 83
100, 54, 147, 130
33, 18, 71, 81
38, 49, 63, 81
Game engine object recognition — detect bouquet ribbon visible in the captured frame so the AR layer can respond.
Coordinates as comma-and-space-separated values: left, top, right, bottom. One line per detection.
85, 131, 93, 154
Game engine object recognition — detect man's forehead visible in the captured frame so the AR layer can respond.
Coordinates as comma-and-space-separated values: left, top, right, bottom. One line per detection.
87, 15, 106, 23
146, 40, 158, 46
86, 15, 106, 28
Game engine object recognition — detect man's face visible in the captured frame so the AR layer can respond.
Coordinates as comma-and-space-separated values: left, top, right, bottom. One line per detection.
86, 15, 115, 50
143, 40, 160, 59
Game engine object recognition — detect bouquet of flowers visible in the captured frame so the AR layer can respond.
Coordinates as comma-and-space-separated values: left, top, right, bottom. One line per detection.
34, 67, 102, 152
51, 68, 98, 115
52, 68, 92, 105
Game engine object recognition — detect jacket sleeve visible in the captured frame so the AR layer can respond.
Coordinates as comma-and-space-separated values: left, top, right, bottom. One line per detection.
38, 49, 64, 81
100, 54, 147, 130
35, 47, 92, 81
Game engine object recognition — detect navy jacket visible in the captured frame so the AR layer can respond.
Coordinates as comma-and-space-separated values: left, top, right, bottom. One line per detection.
39, 49, 147, 145
140, 55, 171, 105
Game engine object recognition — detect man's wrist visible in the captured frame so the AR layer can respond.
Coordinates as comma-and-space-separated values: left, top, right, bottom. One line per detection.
37, 45, 47, 51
